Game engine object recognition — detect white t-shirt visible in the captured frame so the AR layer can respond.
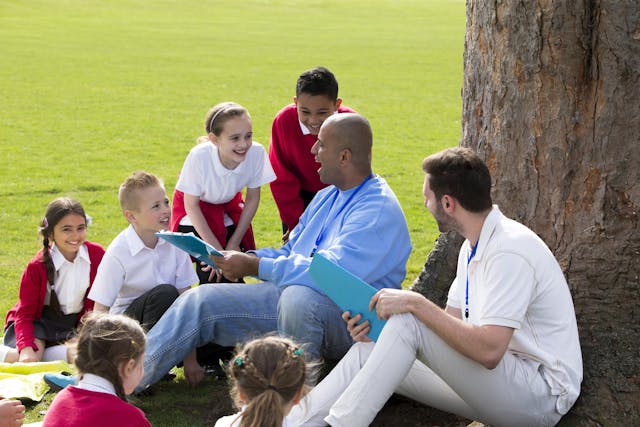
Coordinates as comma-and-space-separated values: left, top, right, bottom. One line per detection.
88, 225, 198, 314
48, 243, 91, 314
176, 141, 275, 226
446, 206, 582, 414
177, 141, 275, 202
214, 409, 295, 427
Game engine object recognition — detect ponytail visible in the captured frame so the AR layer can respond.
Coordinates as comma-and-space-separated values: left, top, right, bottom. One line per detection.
227, 336, 313, 427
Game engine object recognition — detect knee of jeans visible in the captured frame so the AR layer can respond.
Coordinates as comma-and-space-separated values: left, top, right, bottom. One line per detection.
278, 287, 318, 327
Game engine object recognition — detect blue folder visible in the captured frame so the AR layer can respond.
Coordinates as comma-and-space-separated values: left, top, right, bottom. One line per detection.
309, 253, 386, 341
155, 231, 223, 268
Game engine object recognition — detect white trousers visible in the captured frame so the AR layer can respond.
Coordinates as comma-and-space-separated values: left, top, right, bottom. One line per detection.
290, 313, 561, 427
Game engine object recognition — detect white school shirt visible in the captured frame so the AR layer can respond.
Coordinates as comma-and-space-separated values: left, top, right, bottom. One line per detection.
77, 373, 116, 395
446, 206, 582, 414
176, 141, 275, 226
48, 243, 91, 314
214, 407, 295, 427
88, 225, 198, 314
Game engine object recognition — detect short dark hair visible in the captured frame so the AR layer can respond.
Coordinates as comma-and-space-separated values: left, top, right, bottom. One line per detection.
296, 66, 339, 101
422, 147, 492, 212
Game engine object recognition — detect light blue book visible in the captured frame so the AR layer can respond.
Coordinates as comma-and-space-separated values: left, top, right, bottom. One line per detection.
309, 253, 386, 341
155, 231, 223, 268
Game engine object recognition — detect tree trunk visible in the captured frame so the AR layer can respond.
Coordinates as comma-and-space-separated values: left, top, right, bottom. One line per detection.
410, 231, 464, 308
413, 0, 640, 424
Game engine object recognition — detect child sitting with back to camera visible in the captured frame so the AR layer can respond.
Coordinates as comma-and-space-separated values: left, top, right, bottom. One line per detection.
215, 336, 314, 427
42, 312, 151, 427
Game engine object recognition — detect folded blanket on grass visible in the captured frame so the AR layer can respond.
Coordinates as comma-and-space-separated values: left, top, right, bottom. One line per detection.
0, 361, 75, 401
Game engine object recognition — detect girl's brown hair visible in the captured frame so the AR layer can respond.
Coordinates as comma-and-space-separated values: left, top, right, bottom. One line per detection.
39, 197, 87, 285
197, 102, 250, 144
227, 336, 313, 427
71, 312, 146, 400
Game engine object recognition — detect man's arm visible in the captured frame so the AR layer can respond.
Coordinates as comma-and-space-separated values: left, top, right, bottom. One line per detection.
371, 289, 514, 369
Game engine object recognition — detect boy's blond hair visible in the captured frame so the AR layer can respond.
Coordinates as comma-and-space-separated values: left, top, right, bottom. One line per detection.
118, 171, 164, 212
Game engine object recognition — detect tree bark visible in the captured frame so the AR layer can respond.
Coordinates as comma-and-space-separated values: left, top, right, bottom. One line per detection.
413, 0, 640, 424
410, 231, 464, 308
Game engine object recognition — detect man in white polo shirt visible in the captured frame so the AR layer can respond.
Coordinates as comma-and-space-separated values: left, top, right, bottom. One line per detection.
293, 147, 582, 427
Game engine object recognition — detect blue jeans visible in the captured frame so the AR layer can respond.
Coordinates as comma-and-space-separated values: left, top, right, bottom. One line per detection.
136, 282, 281, 392
278, 285, 353, 361
136, 282, 353, 392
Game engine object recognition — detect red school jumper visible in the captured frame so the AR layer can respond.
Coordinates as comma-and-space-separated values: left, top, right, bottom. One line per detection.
268, 103, 355, 229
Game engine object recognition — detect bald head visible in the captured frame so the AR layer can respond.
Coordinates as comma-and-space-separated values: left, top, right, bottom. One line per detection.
321, 113, 372, 173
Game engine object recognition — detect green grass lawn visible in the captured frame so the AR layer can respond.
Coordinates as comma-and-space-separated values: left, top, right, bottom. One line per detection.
0, 0, 465, 424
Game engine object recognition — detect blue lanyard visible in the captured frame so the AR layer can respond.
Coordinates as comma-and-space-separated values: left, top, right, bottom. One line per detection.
310, 173, 374, 257
465, 241, 478, 319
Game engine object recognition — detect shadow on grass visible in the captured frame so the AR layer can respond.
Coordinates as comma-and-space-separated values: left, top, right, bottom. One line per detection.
132, 367, 471, 427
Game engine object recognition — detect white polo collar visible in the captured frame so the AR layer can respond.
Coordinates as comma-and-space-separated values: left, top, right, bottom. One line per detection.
50, 243, 90, 269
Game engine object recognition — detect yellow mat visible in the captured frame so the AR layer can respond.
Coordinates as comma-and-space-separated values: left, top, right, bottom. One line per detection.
0, 361, 75, 401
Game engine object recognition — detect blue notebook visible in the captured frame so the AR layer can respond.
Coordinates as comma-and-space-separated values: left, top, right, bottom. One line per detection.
155, 231, 223, 268
309, 253, 386, 341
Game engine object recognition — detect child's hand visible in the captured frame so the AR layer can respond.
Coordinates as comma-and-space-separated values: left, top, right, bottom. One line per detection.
200, 262, 222, 283
0, 398, 25, 427
18, 347, 39, 363
183, 351, 205, 386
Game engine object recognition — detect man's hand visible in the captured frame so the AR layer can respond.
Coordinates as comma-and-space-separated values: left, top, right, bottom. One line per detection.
211, 251, 259, 282
342, 311, 372, 343
369, 288, 423, 320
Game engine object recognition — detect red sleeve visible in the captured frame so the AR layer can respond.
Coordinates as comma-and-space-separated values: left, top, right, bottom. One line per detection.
12, 255, 48, 352
269, 108, 306, 229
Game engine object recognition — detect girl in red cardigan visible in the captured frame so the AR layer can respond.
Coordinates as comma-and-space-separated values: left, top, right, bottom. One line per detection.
1, 197, 105, 363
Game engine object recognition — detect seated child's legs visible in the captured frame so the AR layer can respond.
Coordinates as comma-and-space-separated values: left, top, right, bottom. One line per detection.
124, 284, 180, 331
0, 345, 18, 363
1, 334, 45, 363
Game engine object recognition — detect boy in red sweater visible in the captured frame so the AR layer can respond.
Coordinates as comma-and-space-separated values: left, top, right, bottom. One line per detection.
269, 66, 355, 241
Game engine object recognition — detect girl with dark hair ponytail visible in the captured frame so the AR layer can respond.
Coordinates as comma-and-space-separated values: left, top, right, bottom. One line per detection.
1, 197, 105, 364
42, 312, 151, 427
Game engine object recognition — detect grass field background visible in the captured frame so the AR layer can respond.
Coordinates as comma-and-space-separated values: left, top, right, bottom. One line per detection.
0, 0, 465, 424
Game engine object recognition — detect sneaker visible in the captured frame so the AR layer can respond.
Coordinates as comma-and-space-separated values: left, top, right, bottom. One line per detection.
44, 372, 77, 392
